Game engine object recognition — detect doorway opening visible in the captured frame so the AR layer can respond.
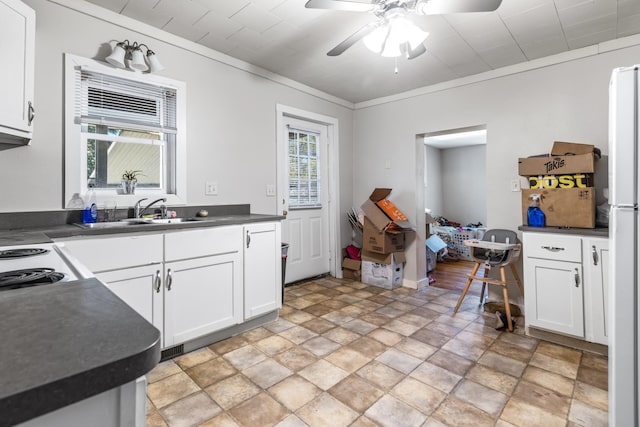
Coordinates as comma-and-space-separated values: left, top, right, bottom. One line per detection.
415, 125, 487, 285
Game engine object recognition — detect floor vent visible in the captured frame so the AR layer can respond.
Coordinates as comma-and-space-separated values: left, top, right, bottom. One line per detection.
161, 344, 184, 361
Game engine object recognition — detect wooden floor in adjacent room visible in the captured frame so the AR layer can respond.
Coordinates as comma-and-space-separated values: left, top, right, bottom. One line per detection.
428, 259, 484, 295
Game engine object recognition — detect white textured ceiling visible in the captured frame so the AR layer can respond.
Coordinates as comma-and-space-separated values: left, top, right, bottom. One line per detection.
85, 0, 640, 103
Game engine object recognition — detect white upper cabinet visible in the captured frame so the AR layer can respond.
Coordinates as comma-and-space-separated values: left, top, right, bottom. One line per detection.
0, 0, 35, 146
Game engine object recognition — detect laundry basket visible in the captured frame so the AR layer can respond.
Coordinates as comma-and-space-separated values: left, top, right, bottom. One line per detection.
450, 229, 476, 260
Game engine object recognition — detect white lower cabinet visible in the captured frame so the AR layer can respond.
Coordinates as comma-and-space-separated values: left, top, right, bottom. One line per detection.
164, 252, 242, 346
59, 222, 281, 349
244, 222, 282, 320
523, 231, 608, 344
96, 265, 163, 344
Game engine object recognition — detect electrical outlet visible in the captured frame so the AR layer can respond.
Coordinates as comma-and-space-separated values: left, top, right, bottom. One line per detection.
205, 181, 218, 195
510, 179, 520, 192
266, 184, 276, 196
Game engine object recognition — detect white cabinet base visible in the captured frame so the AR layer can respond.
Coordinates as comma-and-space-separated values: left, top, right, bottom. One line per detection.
523, 231, 608, 346
18, 377, 146, 427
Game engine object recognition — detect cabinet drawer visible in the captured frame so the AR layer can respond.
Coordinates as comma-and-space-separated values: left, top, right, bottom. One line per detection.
164, 226, 242, 261
523, 232, 582, 262
62, 234, 163, 272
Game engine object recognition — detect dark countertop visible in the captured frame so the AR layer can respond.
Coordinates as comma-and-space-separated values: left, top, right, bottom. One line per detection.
518, 225, 609, 237
0, 213, 285, 244
47, 213, 285, 239
0, 207, 283, 425
0, 278, 161, 427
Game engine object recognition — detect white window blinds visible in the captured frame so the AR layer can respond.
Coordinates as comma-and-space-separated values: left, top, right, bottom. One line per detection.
288, 126, 321, 208
74, 67, 177, 134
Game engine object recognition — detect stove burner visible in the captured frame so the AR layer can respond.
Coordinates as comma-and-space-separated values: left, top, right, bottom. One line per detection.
0, 268, 65, 290
0, 248, 50, 259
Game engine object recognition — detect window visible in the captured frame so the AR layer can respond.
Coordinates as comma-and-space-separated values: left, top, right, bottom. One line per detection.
288, 127, 321, 209
64, 54, 186, 207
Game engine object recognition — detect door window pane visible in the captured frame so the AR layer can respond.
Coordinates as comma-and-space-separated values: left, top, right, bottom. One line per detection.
289, 128, 321, 209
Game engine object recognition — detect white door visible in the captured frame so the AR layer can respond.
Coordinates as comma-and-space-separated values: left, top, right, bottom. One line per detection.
164, 253, 243, 347
97, 265, 163, 345
244, 222, 282, 319
280, 117, 330, 284
524, 257, 585, 337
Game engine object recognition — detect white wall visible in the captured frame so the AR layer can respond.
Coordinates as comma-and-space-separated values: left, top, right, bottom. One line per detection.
424, 144, 442, 217
1, 0, 354, 247
354, 43, 640, 289
441, 144, 487, 226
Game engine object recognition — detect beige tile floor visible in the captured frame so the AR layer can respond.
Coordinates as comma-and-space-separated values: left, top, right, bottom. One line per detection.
146, 277, 608, 427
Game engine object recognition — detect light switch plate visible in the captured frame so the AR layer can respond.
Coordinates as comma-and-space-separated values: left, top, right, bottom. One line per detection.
510, 179, 520, 192
266, 184, 276, 196
205, 181, 218, 195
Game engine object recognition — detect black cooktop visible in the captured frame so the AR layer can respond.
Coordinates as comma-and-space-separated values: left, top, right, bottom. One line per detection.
0, 248, 49, 259
0, 268, 65, 291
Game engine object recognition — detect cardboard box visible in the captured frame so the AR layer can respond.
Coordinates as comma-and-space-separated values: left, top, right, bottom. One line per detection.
551, 141, 595, 156
522, 188, 596, 228
518, 154, 595, 176
363, 217, 405, 254
425, 212, 436, 239
527, 173, 593, 189
341, 248, 361, 281
361, 251, 406, 289
519, 142, 597, 176
361, 188, 414, 231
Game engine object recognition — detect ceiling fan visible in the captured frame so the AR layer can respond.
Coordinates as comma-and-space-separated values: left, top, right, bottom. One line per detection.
305, 0, 503, 59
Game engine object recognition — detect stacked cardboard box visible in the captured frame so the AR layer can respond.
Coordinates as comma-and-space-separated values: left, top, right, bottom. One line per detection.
518, 141, 597, 228
359, 188, 414, 289
342, 248, 361, 281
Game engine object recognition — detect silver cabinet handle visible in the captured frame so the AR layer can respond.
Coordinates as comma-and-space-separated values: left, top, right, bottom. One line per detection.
541, 246, 565, 252
28, 101, 35, 126
592, 245, 599, 266
166, 269, 173, 291
574, 268, 580, 287
246, 230, 251, 248
154, 269, 161, 293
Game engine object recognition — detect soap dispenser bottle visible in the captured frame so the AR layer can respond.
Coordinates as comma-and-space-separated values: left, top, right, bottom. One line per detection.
527, 193, 545, 227
83, 186, 98, 224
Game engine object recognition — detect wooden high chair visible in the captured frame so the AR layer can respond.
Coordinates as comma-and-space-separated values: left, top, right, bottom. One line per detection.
453, 229, 523, 332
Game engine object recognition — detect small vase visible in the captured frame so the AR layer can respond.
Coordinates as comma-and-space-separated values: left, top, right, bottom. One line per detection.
122, 179, 137, 194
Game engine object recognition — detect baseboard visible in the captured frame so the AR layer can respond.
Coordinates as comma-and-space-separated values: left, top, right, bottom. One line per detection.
526, 326, 608, 356
402, 277, 430, 289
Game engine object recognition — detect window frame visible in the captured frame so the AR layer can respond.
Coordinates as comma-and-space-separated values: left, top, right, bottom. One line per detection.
64, 53, 187, 208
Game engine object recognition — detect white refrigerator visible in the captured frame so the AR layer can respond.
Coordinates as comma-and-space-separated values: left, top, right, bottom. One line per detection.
609, 64, 640, 426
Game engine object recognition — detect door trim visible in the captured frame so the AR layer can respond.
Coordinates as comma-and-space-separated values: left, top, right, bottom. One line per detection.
276, 104, 340, 280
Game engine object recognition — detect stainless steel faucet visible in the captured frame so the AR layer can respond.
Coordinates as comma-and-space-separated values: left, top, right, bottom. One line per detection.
134, 198, 168, 218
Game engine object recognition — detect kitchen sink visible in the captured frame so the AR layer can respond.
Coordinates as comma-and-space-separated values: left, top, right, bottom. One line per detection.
74, 216, 234, 229
74, 219, 150, 229
141, 218, 199, 224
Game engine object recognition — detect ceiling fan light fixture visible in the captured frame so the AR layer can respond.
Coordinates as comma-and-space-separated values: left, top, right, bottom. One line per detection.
363, 16, 428, 58
363, 25, 388, 54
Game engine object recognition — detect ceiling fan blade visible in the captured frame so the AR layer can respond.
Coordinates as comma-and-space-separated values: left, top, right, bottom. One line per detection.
416, 0, 502, 15
305, 0, 376, 12
327, 23, 376, 56
407, 43, 426, 60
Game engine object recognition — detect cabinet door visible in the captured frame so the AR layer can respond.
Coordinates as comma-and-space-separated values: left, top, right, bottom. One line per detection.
524, 257, 584, 337
244, 222, 282, 320
0, 0, 35, 138
164, 252, 243, 347
96, 265, 164, 345
584, 238, 609, 345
